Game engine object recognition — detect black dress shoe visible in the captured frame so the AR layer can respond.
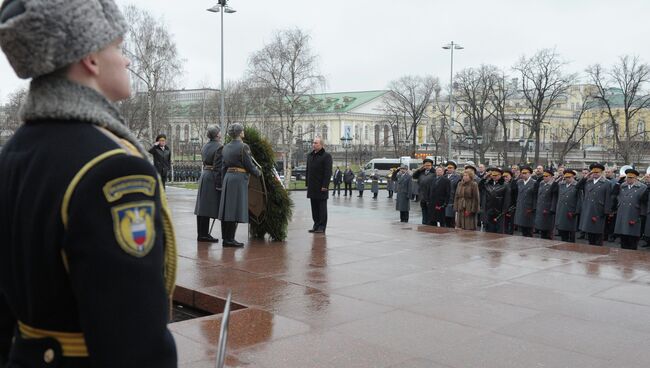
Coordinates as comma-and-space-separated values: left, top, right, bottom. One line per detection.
312, 229, 325, 233
197, 235, 219, 243
308, 229, 316, 233
223, 239, 244, 247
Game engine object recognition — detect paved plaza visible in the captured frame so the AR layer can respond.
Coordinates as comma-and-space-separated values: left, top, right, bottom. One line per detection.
167, 187, 650, 368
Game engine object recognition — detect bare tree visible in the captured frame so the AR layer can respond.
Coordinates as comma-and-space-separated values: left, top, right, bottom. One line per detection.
586, 56, 650, 163
454, 65, 501, 163
2, 87, 27, 137
488, 70, 516, 165
123, 5, 182, 143
382, 76, 440, 157
248, 28, 325, 187
512, 49, 576, 165
555, 87, 600, 163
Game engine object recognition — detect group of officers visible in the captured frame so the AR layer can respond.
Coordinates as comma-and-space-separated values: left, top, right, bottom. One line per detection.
386, 158, 650, 250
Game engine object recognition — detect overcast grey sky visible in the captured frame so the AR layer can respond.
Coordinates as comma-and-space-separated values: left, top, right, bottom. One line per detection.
1, 0, 649, 102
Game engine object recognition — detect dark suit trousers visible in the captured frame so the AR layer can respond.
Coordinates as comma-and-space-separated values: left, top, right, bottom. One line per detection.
333, 182, 341, 195
344, 182, 352, 196
310, 198, 328, 230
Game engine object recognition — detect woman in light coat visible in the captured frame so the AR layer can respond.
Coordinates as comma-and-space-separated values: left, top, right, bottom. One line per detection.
454, 171, 480, 230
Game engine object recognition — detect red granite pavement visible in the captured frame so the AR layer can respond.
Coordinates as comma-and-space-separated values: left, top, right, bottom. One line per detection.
167, 187, 650, 368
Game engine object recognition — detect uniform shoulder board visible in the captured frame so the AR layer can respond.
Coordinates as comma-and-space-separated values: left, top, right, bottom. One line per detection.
111, 200, 156, 257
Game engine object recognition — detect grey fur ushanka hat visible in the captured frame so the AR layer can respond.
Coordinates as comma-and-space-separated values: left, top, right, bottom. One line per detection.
0, 0, 126, 79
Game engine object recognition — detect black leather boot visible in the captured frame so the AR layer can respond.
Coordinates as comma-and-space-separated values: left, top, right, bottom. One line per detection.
222, 222, 243, 247
197, 216, 219, 242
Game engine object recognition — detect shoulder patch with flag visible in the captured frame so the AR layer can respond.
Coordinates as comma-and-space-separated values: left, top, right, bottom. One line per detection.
111, 201, 156, 257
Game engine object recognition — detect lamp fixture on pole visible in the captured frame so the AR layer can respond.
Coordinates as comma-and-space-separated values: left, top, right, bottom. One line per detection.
442, 41, 463, 161
207, 1, 237, 140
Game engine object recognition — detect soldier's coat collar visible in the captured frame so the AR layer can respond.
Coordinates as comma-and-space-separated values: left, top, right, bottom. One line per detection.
20, 75, 147, 157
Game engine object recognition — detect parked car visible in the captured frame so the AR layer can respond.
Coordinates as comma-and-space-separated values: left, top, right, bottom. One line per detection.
292, 165, 307, 180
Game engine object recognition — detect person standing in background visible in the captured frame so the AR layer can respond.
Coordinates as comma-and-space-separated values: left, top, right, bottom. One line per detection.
445, 161, 461, 228
343, 166, 354, 197
555, 170, 581, 243
306, 138, 333, 233
370, 169, 380, 199
412, 158, 436, 224
149, 134, 172, 189
332, 166, 343, 197
454, 171, 480, 230
394, 165, 412, 222
356, 169, 366, 197
194, 126, 223, 243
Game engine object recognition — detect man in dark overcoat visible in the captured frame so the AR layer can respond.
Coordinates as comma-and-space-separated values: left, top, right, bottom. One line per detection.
149, 134, 172, 188
332, 166, 343, 196
555, 170, 581, 242
393, 165, 412, 222
429, 166, 451, 227
306, 137, 333, 233
534, 169, 558, 239
514, 166, 538, 237
444, 161, 461, 228
412, 158, 436, 224
614, 168, 648, 250
502, 169, 517, 235
480, 168, 511, 233
194, 126, 223, 242
577, 163, 613, 246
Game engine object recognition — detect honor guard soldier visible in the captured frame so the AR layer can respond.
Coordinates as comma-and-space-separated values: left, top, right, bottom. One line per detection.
412, 158, 436, 224
534, 169, 558, 239
555, 170, 582, 242
577, 163, 613, 246
0, 0, 178, 366
613, 168, 648, 250
480, 168, 511, 233
514, 166, 538, 237
194, 126, 223, 243
218, 123, 261, 246
370, 170, 380, 199
444, 161, 461, 228
356, 169, 366, 197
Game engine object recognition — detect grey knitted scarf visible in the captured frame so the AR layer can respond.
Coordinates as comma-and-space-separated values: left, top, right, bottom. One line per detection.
20, 75, 148, 157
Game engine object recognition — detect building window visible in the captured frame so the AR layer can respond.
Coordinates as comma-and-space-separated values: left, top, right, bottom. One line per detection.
296, 125, 303, 139
183, 125, 189, 142
364, 125, 369, 141
321, 125, 328, 141
384, 125, 390, 146
355, 125, 360, 140
308, 124, 315, 139
374, 124, 380, 146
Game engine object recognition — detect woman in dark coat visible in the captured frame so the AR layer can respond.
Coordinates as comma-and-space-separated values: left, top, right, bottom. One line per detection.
218, 123, 261, 247
194, 126, 223, 242
148, 134, 172, 188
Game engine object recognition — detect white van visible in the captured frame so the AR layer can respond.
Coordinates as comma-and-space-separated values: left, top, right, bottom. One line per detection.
363, 158, 419, 177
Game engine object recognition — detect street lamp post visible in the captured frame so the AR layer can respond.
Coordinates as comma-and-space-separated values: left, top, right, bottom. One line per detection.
442, 41, 464, 161
341, 136, 352, 167
190, 137, 199, 162
207, 1, 236, 137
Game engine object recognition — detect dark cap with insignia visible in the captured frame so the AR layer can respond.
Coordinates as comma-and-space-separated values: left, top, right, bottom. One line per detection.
589, 163, 605, 173
563, 169, 577, 177
423, 158, 433, 164
625, 168, 640, 177
543, 168, 554, 176
446, 160, 457, 169
520, 166, 533, 174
